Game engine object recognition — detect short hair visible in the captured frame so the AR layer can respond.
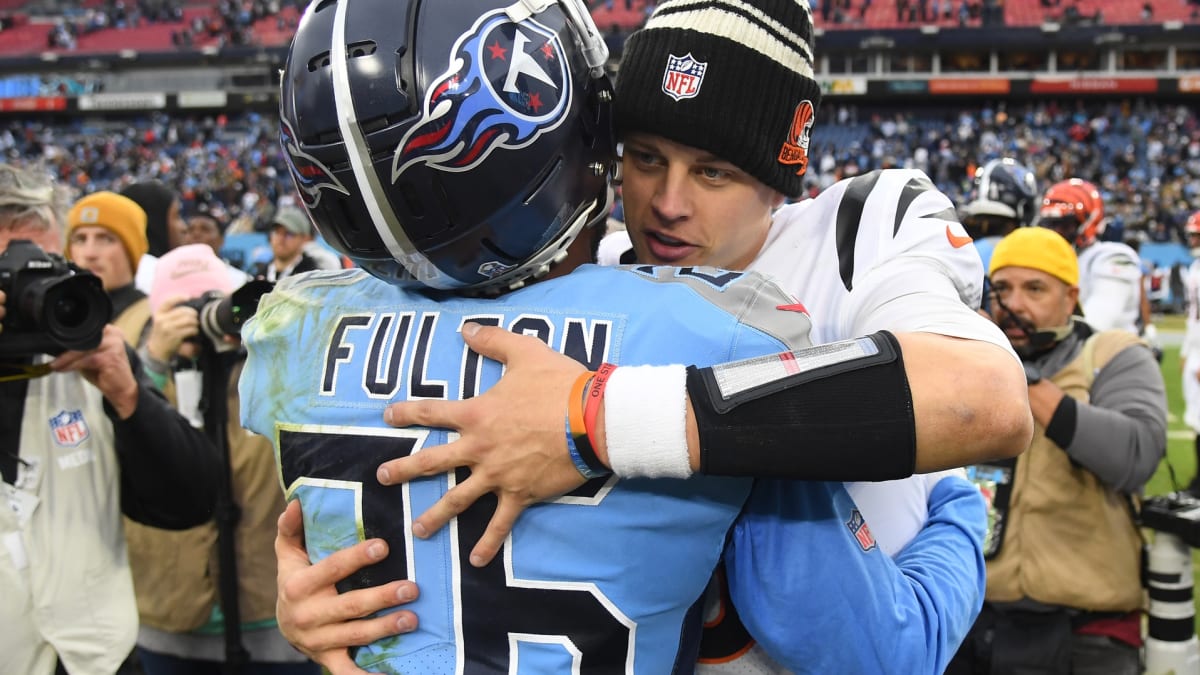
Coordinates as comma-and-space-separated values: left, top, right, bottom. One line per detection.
0, 162, 74, 234
190, 209, 228, 236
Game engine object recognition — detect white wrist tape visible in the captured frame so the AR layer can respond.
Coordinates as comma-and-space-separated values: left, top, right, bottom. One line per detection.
604, 364, 692, 479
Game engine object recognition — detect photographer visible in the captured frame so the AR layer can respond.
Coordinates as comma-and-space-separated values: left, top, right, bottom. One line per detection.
0, 162, 219, 675
948, 227, 1167, 674
65, 190, 152, 348
129, 243, 314, 674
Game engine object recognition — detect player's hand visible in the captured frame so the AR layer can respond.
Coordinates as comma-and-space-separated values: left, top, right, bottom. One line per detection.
275, 500, 419, 674
0, 288, 6, 324
50, 325, 139, 418
380, 322, 590, 567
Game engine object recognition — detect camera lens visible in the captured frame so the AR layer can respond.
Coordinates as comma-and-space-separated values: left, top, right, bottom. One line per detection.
38, 275, 111, 350
52, 295, 89, 328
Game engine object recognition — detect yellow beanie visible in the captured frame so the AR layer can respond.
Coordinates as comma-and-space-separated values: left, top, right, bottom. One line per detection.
67, 191, 150, 272
989, 227, 1079, 286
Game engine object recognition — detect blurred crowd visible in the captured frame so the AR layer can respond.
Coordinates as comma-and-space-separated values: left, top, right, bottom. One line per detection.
802, 100, 1200, 247
2, 99, 1195, 257
0, 111, 291, 239
38, 0, 303, 51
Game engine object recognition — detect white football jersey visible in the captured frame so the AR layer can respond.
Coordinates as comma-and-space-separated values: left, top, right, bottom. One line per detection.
605, 169, 1013, 674
603, 168, 1011, 553
1182, 260, 1200, 432
1077, 241, 1143, 335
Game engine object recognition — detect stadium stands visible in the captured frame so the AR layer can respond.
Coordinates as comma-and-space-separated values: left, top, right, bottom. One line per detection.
246, 2, 297, 48
0, 20, 50, 55
1005, 0, 1195, 26
0, 0, 1195, 59
0, 0, 301, 56
69, 7, 211, 53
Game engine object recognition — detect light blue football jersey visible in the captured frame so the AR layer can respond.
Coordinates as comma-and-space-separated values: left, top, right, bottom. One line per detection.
240, 264, 813, 674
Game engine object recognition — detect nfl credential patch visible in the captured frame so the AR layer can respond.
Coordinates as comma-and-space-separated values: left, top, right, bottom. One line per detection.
662, 53, 707, 101
846, 508, 877, 551
49, 409, 90, 447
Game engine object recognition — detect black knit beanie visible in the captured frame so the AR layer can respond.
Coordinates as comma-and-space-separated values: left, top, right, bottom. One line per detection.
615, 0, 822, 199
120, 180, 176, 257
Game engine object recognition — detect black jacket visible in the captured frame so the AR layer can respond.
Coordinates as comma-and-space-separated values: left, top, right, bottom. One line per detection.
0, 345, 219, 529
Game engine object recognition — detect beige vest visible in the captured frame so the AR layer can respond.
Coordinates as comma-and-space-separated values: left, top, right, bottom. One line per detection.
112, 296, 151, 348
985, 330, 1146, 612
123, 360, 285, 632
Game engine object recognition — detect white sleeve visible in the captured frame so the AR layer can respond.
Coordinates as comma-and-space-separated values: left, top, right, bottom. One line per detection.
1080, 273, 1140, 333
849, 255, 1018, 362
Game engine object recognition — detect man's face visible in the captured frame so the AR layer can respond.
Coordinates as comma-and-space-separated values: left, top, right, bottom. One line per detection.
68, 225, 133, 291
0, 218, 63, 255
269, 224, 310, 264
184, 215, 224, 256
988, 266, 1078, 351
619, 133, 783, 271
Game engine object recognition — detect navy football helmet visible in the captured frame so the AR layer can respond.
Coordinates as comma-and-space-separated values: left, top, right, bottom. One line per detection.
961, 158, 1039, 239
280, 0, 614, 291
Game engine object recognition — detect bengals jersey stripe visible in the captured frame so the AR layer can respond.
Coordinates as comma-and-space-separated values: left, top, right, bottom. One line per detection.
894, 173, 940, 236
834, 171, 881, 291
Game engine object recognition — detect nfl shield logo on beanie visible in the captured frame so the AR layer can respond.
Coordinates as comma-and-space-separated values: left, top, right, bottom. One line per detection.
662, 53, 707, 101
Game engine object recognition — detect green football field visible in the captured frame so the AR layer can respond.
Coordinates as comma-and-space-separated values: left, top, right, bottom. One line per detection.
1138, 314, 1200, 630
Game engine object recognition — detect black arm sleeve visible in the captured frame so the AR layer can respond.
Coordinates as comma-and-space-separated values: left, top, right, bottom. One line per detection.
104, 345, 219, 529
689, 331, 917, 481
1044, 396, 1077, 450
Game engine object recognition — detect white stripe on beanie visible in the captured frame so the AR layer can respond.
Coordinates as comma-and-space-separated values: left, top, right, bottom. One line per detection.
643, 0, 815, 79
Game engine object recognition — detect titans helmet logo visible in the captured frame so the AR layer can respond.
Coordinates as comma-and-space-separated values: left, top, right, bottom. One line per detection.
280, 118, 349, 209
392, 10, 570, 180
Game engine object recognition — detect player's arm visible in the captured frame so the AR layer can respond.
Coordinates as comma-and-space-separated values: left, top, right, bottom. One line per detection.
725, 474, 986, 674
380, 322, 1030, 565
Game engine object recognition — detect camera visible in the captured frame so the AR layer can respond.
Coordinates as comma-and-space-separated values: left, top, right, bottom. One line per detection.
0, 239, 111, 356
1141, 491, 1200, 674
180, 278, 273, 351
1141, 491, 1200, 548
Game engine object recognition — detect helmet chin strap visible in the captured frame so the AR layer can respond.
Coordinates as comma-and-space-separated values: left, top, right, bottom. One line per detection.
1016, 320, 1076, 357
991, 290, 1076, 358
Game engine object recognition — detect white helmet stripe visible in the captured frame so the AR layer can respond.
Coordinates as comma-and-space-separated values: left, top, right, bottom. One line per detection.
330, 0, 461, 288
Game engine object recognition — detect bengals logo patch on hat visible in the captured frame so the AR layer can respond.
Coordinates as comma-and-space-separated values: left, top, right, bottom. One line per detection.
778, 100, 815, 177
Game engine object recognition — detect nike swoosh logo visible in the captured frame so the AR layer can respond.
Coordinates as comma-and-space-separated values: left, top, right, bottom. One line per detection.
777, 303, 809, 314
946, 225, 973, 249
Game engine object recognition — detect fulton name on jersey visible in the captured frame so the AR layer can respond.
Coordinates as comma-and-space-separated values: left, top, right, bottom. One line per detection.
319, 310, 612, 401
